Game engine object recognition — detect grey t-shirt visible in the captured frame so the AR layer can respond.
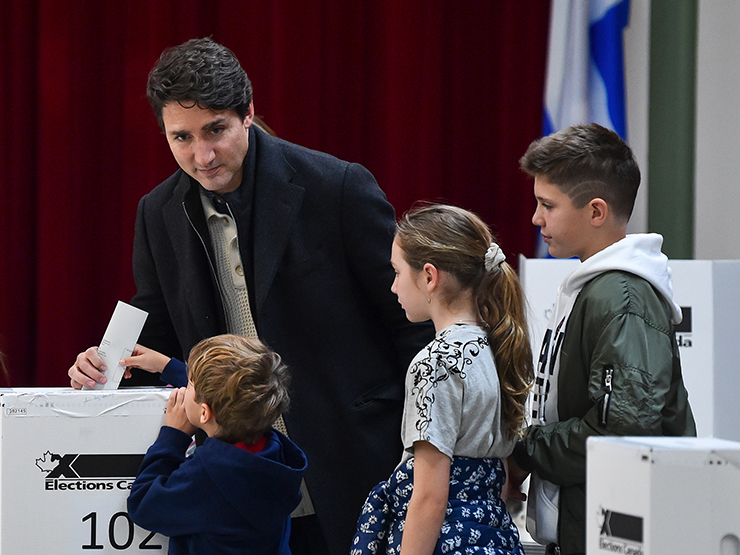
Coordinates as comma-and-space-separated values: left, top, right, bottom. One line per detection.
400, 323, 516, 464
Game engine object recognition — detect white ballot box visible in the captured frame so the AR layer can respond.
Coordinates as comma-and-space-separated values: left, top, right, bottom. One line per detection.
0, 388, 170, 553
519, 257, 740, 441
586, 436, 740, 555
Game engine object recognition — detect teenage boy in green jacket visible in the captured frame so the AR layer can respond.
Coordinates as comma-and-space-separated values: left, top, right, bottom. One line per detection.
506, 123, 696, 555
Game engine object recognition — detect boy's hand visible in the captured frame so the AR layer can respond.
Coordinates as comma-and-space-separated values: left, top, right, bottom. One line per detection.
165, 388, 198, 436
502, 456, 529, 503
120, 344, 171, 378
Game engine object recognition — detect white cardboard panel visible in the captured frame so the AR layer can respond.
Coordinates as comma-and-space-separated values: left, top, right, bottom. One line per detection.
0, 388, 170, 553
586, 436, 740, 555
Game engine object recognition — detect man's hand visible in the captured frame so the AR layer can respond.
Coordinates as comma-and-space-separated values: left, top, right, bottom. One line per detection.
68, 347, 108, 389
165, 387, 198, 436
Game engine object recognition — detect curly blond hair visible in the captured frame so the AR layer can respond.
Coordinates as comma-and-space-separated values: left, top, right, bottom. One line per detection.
187, 335, 290, 444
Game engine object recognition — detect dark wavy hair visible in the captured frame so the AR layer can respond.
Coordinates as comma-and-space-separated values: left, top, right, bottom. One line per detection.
395, 204, 534, 439
187, 334, 290, 444
146, 37, 253, 130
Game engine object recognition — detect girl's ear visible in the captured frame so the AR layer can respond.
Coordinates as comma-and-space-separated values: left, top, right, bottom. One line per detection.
421, 262, 439, 293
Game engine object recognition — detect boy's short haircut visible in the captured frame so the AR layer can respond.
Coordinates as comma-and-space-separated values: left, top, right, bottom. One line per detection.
187, 334, 290, 444
520, 123, 641, 221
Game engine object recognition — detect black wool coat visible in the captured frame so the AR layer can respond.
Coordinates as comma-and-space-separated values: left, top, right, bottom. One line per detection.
128, 127, 434, 555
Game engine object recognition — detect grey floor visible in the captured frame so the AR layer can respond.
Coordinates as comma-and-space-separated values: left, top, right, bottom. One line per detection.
521, 542, 547, 555
509, 498, 548, 555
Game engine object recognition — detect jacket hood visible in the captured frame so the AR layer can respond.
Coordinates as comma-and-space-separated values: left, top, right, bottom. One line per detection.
560, 233, 682, 324
198, 429, 307, 526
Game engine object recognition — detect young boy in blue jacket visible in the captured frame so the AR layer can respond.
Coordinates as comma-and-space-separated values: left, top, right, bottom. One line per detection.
127, 334, 306, 555
505, 123, 695, 555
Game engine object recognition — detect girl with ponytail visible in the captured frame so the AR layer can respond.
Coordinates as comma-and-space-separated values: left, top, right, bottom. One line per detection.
352, 204, 533, 555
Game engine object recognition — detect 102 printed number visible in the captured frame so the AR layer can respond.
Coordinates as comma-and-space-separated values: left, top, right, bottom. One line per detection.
82, 511, 162, 550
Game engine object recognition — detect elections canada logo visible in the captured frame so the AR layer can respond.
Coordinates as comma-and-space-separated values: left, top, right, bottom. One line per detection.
36, 451, 144, 491
676, 306, 693, 348
598, 508, 644, 554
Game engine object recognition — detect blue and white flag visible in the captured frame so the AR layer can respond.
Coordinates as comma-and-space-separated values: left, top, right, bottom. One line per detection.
544, 0, 630, 138
536, 0, 631, 256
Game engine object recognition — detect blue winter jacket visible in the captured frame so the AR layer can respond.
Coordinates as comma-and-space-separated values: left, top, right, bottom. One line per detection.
128, 424, 306, 555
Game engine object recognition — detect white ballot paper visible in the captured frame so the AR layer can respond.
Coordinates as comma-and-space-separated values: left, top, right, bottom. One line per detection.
83, 301, 148, 390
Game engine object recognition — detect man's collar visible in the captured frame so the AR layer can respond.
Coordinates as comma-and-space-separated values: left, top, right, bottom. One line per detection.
193, 125, 257, 211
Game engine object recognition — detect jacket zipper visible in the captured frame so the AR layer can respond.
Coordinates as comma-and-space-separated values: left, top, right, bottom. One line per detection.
600, 366, 613, 427
182, 201, 228, 309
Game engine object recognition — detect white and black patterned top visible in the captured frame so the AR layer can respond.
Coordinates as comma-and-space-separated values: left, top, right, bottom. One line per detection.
400, 323, 516, 464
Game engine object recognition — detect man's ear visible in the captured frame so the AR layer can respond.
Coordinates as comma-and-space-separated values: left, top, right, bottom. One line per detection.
243, 100, 255, 129
589, 198, 609, 227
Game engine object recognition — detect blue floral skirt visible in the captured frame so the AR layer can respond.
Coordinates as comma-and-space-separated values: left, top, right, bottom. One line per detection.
351, 456, 524, 555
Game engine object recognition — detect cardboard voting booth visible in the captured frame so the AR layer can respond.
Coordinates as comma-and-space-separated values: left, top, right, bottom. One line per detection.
0, 388, 170, 553
586, 436, 740, 555
519, 257, 740, 441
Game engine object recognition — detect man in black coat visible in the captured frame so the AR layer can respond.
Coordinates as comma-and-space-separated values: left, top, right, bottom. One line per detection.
69, 37, 433, 555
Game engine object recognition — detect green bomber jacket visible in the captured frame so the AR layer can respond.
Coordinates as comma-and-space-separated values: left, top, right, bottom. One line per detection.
514, 270, 696, 555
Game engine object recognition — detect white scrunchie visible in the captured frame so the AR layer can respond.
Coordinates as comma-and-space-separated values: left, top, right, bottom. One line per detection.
484, 242, 506, 272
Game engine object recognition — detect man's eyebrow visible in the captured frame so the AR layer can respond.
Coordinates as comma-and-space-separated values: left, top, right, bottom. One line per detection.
202, 118, 227, 131
167, 118, 226, 138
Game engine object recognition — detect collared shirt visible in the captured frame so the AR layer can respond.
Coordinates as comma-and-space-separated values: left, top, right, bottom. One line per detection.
198, 126, 259, 322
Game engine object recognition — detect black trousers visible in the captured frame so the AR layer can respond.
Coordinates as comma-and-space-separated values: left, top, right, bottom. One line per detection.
289, 515, 331, 555
545, 543, 584, 555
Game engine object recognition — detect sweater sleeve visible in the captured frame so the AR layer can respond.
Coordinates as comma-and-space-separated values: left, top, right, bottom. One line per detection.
127, 426, 207, 537
159, 358, 187, 387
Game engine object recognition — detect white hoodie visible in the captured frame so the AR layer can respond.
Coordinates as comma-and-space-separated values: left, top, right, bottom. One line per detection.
526, 233, 679, 544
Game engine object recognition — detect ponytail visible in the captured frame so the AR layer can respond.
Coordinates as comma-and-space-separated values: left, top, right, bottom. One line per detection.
477, 263, 533, 439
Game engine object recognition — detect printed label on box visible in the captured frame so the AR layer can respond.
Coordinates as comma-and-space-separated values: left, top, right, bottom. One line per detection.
0, 388, 170, 553
596, 508, 644, 554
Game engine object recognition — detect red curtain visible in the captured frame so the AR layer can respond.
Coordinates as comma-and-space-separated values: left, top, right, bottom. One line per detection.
0, 1, 549, 387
